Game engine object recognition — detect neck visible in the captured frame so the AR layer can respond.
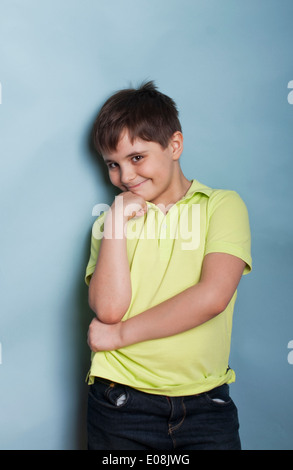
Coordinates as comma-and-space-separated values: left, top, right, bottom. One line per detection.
152, 168, 192, 212
175, 171, 192, 200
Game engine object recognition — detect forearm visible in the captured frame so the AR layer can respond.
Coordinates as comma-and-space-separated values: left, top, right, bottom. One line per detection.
87, 250, 245, 354
119, 281, 223, 347
118, 253, 245, 347
88, 209, 131, 323
88, 282, 218, 353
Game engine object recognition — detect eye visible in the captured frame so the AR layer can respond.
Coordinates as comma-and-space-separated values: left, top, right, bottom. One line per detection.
132, 155, 144, 163
107, 162, 118, 170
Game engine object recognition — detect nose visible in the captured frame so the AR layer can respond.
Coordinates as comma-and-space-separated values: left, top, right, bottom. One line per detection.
120, 165, 136, 185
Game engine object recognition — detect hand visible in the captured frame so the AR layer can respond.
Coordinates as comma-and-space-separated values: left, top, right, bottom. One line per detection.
87, 317, 123, 352
112, 191, 148, 221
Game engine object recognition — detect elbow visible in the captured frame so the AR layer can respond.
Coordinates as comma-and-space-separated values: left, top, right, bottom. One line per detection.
88, 292, 130, 324
200, 285, 232, 318
213, 300, 228, 316
210, 293, 234, 316
98, 306, 127, 324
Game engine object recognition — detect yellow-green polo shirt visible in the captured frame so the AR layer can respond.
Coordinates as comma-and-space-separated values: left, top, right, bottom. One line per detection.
85, 179, 252, 396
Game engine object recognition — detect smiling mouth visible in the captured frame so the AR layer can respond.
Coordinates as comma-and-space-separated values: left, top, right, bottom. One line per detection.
127, 179, 149, 190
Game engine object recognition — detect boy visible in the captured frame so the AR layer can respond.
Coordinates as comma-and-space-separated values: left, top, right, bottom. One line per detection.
85, 81, 252, 450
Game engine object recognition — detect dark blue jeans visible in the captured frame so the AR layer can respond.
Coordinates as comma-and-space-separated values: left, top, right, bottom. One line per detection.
87, 378, 241, 450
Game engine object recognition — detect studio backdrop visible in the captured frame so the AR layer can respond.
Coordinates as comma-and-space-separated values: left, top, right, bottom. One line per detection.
0, 0, 292, 450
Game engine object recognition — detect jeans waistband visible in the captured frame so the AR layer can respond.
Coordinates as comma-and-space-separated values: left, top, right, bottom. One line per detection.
93, 376, 228, 397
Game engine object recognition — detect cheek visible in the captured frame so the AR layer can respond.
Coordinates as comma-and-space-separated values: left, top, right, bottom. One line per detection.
149, 162, 170, 181
109, 171, 120, 185
142, 161, 160, 178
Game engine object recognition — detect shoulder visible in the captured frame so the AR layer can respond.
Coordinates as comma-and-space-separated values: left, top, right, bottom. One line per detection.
207, 188, 249, 215
189, 179, 248, 215
189, 180, 246, 205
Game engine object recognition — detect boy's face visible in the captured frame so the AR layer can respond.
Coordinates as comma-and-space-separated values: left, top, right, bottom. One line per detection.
102, 129, 184, 206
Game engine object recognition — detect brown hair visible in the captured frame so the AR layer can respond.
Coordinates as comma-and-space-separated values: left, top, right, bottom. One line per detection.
92, 81, 182, 155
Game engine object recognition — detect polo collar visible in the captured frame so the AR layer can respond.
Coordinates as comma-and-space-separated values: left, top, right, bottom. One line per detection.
146, 179, 212, 211
180, 179, 213, 201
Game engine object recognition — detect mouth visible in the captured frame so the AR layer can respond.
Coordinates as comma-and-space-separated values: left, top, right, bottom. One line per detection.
127, 179, 149, 190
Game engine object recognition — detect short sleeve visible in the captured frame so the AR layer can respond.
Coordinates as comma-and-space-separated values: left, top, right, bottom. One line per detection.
84, 212, 107, 286
204, 190, 252, 275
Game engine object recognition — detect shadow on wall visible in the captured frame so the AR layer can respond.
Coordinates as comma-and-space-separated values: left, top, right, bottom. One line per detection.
71, 112, 118, 450
72, 233, 94, 450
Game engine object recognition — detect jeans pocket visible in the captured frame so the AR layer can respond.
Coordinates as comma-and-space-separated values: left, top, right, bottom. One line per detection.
203, 384, 234, 408
105, 383, 129, 408
89, 379, 130, 409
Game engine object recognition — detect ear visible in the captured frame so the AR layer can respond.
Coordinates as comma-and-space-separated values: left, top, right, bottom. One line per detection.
169, 131, 184, 161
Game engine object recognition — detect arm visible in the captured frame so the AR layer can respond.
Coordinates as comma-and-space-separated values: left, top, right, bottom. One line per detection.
88, 192, 147, 324
88, 252, 246, 351
88, 206, 131, 323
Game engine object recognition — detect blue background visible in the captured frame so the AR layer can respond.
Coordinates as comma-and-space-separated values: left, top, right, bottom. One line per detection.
0, 0, 293, 450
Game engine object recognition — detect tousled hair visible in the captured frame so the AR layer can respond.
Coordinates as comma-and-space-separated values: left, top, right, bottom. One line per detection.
92, 81, 182, 155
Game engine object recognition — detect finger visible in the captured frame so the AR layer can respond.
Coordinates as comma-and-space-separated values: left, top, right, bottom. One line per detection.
135, 209, 145, 217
